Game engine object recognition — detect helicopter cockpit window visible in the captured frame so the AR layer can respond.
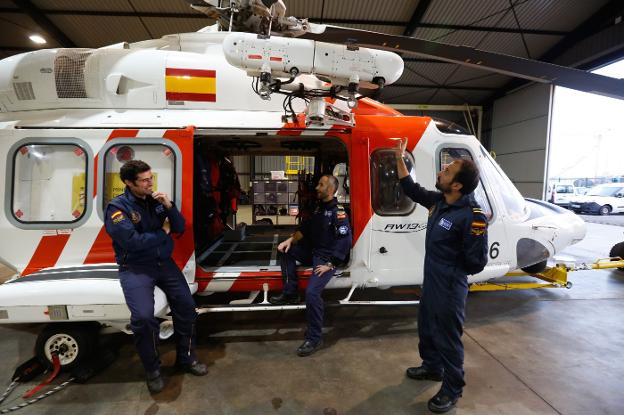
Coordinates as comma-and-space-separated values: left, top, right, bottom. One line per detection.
478, 146, 528, 221
371, 148, 416, 216
439, 148, 493, 220
102, 143, 177, 211
9, 142, 90, 227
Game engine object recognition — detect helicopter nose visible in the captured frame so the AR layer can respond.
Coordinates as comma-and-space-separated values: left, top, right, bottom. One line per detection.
516, 199, 587, 269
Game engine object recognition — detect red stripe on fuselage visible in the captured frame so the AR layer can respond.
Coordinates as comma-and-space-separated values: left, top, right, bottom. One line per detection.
165, 92, 216, 102
163, 127, 196, 272
165, 68, 216, 78
22, 233, 71, 276
347, 115, 431, 243
84, 130, 140, 264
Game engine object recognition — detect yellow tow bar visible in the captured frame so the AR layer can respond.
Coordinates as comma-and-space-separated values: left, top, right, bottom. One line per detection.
469, 257, 624, 292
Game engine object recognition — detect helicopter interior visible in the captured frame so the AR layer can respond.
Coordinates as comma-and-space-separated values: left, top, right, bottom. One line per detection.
193, 134, 350, 270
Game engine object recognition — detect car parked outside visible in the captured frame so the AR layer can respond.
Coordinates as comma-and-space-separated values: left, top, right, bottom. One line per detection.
546, 182, 577, 208
569, 183, 624, 215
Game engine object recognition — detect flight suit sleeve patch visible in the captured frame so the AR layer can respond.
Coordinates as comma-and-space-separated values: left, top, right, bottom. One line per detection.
470, 219, 487, 235
111, 210, 125, 224
335, 204, 348, 220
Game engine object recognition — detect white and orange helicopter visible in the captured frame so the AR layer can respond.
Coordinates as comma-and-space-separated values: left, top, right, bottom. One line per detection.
0, 0, 622, 369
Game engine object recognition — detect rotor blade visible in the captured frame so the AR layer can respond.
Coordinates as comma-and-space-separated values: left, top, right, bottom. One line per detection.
299, 25, 624, 100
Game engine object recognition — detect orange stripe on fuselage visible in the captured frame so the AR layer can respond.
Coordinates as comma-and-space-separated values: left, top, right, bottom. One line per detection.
22, 234, 71, 276
83, 226, 115, 264
84, 129, 139, 264
348, 115, 431, 243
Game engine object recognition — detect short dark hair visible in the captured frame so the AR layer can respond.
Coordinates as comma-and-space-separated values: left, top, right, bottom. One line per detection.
120, 160, 151, 183
453, 159, 480, 195
322, 174, 339, 193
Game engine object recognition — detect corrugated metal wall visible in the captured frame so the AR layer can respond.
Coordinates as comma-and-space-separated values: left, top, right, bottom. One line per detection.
490, 83, 553, 199
232, 155, 318, 191
254, 156, 285, 174
232, 155, 251, 191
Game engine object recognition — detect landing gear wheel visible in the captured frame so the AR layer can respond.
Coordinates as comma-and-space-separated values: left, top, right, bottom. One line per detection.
609, 242, 624, 271
521, 260, 547, 274
35, 323, 99, 371
599, 205, 612, 215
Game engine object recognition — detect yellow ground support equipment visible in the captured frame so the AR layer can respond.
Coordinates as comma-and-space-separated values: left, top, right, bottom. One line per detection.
469, 257, 624, 292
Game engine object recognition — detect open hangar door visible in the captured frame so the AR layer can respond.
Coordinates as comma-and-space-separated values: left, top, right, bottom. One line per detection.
547, 59, 624, 214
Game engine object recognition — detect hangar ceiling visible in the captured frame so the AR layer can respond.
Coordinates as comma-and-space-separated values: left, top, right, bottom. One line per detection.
0, 0, 623, 105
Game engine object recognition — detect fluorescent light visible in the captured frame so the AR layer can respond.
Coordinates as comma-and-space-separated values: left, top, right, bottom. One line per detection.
29, 35, 46, 44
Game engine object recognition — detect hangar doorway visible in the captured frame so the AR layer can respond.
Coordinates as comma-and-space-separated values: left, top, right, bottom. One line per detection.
546, 59, 624, 213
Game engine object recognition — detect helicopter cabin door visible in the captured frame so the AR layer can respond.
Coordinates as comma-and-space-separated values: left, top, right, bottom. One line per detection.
368, 147, 429, 284
367, 144, 507, 285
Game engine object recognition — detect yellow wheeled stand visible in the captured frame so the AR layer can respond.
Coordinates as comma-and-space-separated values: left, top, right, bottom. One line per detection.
469, 257, 624, 292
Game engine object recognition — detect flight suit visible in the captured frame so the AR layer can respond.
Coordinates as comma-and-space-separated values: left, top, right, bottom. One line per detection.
400, 176, 488, 399
281, 197, 352, 345
104, 187, 197, 373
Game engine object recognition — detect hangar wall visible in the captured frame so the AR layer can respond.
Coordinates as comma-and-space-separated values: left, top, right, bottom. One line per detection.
489, 83, 553, 199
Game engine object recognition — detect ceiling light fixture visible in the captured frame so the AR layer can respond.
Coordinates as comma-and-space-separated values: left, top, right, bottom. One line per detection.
29, 35, 46, 44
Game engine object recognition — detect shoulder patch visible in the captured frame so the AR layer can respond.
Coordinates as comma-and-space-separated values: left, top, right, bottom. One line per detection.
471, 218, 487, 236
111, 210, 125, 224
130, 211, 141, 224
336, 205, 347, 220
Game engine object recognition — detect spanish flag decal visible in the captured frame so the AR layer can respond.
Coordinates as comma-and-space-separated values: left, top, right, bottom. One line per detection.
165, 68, 216, 102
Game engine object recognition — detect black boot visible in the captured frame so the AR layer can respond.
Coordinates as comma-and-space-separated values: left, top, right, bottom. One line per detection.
269, 292, 300, 305
428, 390, 459, 413
176, 360, 209, 376
296, 340, 323, 357
405, 365, 443, 381
146, 369, 165, 393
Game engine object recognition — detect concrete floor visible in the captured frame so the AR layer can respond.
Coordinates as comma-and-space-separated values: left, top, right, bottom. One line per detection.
1, 222, 624, 414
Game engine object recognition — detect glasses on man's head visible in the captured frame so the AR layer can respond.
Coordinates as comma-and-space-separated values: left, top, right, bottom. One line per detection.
135, 176, 154, 184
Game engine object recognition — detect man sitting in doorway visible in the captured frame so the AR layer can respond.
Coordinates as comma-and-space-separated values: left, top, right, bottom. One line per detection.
269, 174, 352, 356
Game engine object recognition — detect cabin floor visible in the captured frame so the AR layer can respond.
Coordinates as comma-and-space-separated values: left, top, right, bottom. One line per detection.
1, 221, 624, 414
198, 224, 296, 269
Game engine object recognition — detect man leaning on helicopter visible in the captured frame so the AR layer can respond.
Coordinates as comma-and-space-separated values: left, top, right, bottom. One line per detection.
104, 160, 208, 393
394, 138, 489, 413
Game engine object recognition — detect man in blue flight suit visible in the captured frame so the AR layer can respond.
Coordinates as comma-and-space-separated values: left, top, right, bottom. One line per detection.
104, 160, 207, 394
269, 174, 352, 357
394, 139, 488, 413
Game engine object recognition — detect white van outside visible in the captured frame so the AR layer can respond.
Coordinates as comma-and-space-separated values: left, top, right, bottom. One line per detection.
569, 183, 624, 215
546, 182, 577, 208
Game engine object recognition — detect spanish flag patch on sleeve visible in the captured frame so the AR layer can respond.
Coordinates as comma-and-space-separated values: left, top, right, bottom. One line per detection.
111, 210, 125, 224
471, 219, 486, 235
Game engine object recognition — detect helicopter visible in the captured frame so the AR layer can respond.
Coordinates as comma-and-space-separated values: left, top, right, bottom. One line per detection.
1, 0, 618, 369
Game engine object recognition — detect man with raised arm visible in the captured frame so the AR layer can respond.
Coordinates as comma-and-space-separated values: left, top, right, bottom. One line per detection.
394, 139, 488, 413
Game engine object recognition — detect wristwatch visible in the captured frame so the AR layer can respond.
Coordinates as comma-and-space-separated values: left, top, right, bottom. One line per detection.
325, 261, 335, 269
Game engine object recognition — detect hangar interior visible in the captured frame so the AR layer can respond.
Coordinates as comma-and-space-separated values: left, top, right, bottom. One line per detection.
1, 1, 624, 414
